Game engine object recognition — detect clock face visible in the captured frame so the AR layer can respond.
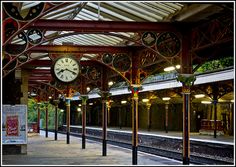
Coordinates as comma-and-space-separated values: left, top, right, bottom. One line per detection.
53, 57, 80, 83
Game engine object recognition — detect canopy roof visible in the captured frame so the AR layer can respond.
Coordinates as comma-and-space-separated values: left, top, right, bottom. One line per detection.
2, 1, 234, 101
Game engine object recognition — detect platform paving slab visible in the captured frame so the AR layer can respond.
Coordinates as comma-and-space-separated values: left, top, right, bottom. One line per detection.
2, 131, 182, 166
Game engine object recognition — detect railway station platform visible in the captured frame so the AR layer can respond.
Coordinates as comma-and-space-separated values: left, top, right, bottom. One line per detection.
2, 131, 182, 166
58, 125, 234, 165
68, 125, 234, 144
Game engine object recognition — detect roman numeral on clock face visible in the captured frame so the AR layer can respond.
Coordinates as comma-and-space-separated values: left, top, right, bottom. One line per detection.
54, 57, 79, 83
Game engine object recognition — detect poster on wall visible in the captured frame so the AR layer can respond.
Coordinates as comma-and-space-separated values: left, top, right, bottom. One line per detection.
2, 105, 28, 145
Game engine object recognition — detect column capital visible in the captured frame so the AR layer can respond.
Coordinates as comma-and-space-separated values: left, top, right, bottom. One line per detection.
106, 99, 113, 109
129, 84, 142, 99
65, 98, 71, 106
146, 103, 151, 110
98, 91, 111, 100
182, 85, 191, 94
212, 99, 218, 104
176, 73, 196, 87
80, 95, 88, 105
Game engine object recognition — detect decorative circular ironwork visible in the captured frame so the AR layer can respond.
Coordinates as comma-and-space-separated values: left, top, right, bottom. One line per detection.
50, 80, 56, 86
102, 53, 113, 64
18, 53, 28, 63
87, 67, 101, 80
3, 18, 19, 42
81, 66, 87, 75
3, 2, 45, 22
2, 56, 17, 71
50, 2, 63, 5
27, 29, 43, 45
113, 54, 131, 72
141, 32, 157, 47
5, 32, 28, 55
156, 32, 181, 57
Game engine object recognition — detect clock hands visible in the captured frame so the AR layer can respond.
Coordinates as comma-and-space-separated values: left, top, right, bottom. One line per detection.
65, 68, 77, 75
56, 68, 77, 78
57, 69, 65, 75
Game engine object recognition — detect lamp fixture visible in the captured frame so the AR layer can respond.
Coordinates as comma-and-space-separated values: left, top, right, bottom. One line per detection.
162, 97, 170, 101
175, 65, 181, 69
194, 94, 205, 98
201, 101, 211, 104
142, 99, 149, 103
108, 81, 114, 86
87, 87, 90, 92
121, 100, 127, 104
164, 65, 181, 72
164, 66, 175, 72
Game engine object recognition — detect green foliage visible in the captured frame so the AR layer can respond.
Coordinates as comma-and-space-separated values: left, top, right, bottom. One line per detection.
28, 98, 38, 123
28, 98, 63, 129
176, 74, 196, 86
196, 57, 233, 73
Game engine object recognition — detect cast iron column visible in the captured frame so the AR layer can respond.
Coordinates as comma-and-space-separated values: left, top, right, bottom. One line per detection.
213, 99, 218, 138
182, 85, 190, 164
130, 49, 141, 165
66, 98, 71, 144
177, 29, 195, 165
107, 100, 111, 126
80, 95, 88, 149
165, 102, 169, 133
37, 102, 41, 133
211, 84, 219, 138
131, 85, 141, 165
147, 103, 151, 131
54, 100, 59, 141
100, 91, 110, 156
66, 85, 71, 144
100, 66, 109, 156
45, 101, 49, 138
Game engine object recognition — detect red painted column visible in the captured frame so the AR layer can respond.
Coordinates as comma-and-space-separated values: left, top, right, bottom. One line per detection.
80, 78, 88, 149
147, 103, 151, 131
102, 92, 108, 156
80, 95, 88, 149
107, 100, 111, 126
54, 100, 59, 141
131, 51, 141, 165
45, 101, 49, 138
66, 86, 71, 144
37, 102, 41, 133
165, 102, 169, 133
177, 30, 195, 165
212, 85, 219, 138
100, 66, 110, 156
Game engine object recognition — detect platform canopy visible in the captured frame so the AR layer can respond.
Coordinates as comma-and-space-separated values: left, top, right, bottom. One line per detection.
2, 1, 234, 100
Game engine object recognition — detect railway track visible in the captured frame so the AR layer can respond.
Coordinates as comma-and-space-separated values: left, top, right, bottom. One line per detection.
58, 131, 233, 165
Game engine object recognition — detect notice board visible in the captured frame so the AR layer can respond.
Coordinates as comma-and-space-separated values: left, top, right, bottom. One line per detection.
2, 105, 28, 145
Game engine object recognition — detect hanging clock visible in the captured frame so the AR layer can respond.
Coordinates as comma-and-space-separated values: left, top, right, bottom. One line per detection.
51, 56, 80, 83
